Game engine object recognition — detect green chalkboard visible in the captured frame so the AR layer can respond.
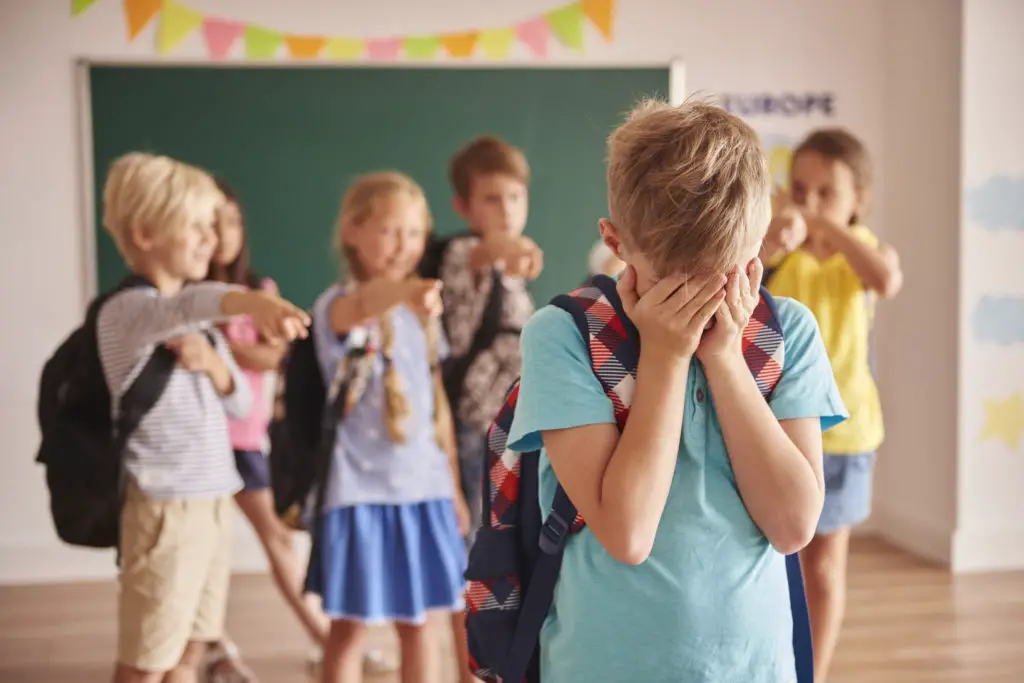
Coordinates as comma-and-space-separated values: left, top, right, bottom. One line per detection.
90, 66, 669, 307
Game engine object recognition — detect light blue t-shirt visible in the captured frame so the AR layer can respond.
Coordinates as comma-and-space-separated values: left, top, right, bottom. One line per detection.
506, 296, 847, 683
311, 285, 454, 510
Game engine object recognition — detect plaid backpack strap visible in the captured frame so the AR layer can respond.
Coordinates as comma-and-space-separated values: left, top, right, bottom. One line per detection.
743, 286, 786, 399
484, 382, 523, 530
547, 275, 641, 538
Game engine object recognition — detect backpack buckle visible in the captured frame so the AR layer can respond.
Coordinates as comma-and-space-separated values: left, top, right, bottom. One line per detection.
539, 510, 569, 554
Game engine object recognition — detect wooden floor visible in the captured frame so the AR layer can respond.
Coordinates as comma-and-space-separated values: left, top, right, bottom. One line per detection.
1, 536, 1022, 682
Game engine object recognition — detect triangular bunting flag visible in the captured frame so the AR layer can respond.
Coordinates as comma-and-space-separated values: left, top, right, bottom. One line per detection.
516, 17, 549, 58
123, 0, 162, 40
72, 0, 98, 17
546, 4, 585, 51
441, 32, 478, 58
325, 38, 364, 60
285, 35, 327, 59
367, 38, 402, 61
158, 0, 203, 54
582, 0, 615, 41
203, 18, 244, 59
478, 28, 515, 59
404, 35, 441, 60
245, 25, 283, 59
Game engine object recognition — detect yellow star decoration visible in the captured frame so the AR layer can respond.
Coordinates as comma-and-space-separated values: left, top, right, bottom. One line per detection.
979, 392, 1024, 449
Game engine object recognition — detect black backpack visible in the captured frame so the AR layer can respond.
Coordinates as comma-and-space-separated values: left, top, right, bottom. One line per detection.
269, 323, 371, 531
36, 276, 177, 549
418, 232, 513, 413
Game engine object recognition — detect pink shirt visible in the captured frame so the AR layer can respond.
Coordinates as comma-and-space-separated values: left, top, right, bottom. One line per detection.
221, 278, 276, 451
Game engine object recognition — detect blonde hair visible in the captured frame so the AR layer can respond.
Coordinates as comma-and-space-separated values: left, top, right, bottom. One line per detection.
335, 171, 448, 450
449, 135, 530, 201
102, 152, 221, 267
606, 99, 771, 277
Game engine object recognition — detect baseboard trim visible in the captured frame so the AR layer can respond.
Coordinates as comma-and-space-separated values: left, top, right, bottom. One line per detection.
870, 505, 953, 567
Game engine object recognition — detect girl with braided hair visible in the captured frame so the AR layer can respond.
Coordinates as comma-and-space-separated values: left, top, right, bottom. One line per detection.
305, 172, 471, 683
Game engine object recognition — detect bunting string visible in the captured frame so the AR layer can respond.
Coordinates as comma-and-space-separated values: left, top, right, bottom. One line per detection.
74, 0, 616, 61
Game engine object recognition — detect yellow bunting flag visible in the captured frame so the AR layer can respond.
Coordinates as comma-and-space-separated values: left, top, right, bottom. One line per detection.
123, 0, 162, 40
158, 0, 203, 54
478, 27, 516, 59
441, 32, 478, 58
72, 0, 98, 17
546, 3, 585, 51
581, 0, 615, 41
325, 38, 365, 60
404, 35, 441, 60
245, 25, 284, 59
285, 35, 326, 59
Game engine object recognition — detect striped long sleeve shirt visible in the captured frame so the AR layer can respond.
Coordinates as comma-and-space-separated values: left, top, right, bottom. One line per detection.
96, 282, 251, 499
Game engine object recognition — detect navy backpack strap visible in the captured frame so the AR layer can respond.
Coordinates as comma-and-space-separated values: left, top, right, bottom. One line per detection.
499, 289, 609, 683
757, 286, 814, 682
502, 485, 576, 683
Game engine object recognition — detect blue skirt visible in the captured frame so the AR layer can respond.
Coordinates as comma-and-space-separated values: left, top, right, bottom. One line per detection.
305, 500, 467, 624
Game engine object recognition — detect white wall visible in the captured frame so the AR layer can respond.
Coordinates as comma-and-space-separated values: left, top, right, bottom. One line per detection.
954, 0, 1024, 572
0, 0, 889, 583
871, 0, 963, 566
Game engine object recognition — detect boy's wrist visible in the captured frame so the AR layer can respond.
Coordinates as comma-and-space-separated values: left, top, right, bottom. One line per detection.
700, 347, 749, 379
220, 290, 252, 317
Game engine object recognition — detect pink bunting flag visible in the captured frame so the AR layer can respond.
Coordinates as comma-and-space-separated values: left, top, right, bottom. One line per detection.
203, 17, 244, 60
516, 16, 549, 58
366, 37, 402, 61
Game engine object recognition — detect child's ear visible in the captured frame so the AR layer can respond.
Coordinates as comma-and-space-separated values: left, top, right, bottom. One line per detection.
598, 218, 626, 260
452, 196, 471, 221
129, 222, 155, 253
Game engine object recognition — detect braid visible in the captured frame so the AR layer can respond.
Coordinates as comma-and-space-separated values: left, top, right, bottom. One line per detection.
422, 315, 453, 453
379, 314, 411, 445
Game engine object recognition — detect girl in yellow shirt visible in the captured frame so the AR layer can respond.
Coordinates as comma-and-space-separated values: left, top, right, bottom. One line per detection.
764, 129, 903, 683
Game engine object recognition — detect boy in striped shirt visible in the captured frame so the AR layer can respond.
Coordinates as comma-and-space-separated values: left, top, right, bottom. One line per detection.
98, 152, 309, 683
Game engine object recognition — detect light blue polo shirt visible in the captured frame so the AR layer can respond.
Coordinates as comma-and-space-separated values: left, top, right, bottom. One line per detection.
506, 296, 846, 683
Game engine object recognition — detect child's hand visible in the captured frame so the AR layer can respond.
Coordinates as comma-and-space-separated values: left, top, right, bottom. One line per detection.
766, 189, 807, 256
617, 265, 727, 363
489, 235, 544, 281
222, 291, 310, 342
166, 333, 218, 373
454, 493, 472, 537
403, 278, 444, 317
697, 258, 764, 365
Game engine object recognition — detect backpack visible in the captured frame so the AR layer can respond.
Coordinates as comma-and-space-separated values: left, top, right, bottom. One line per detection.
464, 274, 815, 683
419, 232, 515, 416
268, 325, 330, 529
269, 313, 443, 532
35, 276, 178, 549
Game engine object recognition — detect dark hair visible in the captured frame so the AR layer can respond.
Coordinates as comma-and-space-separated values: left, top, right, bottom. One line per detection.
207, 177, 261, 289
792, 128, 872, 224
448, 135, 530, 201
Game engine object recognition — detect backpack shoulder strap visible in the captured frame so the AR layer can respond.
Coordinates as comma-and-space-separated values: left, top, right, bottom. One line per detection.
115, 347, 177, 446
744, 286, 785, 399
551, 274, 638, 430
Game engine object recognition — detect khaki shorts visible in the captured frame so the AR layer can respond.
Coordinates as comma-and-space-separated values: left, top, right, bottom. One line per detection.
117, 483, 233, 672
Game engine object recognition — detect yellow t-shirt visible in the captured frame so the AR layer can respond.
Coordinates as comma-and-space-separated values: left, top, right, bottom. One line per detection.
766, 226, 884, 454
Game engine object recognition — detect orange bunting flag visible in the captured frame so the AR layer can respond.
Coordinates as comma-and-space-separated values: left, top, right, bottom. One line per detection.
441, 32, 479, 58
582, 0, 615, 41
123, 0, 162, 40
285, 35, 327, 59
